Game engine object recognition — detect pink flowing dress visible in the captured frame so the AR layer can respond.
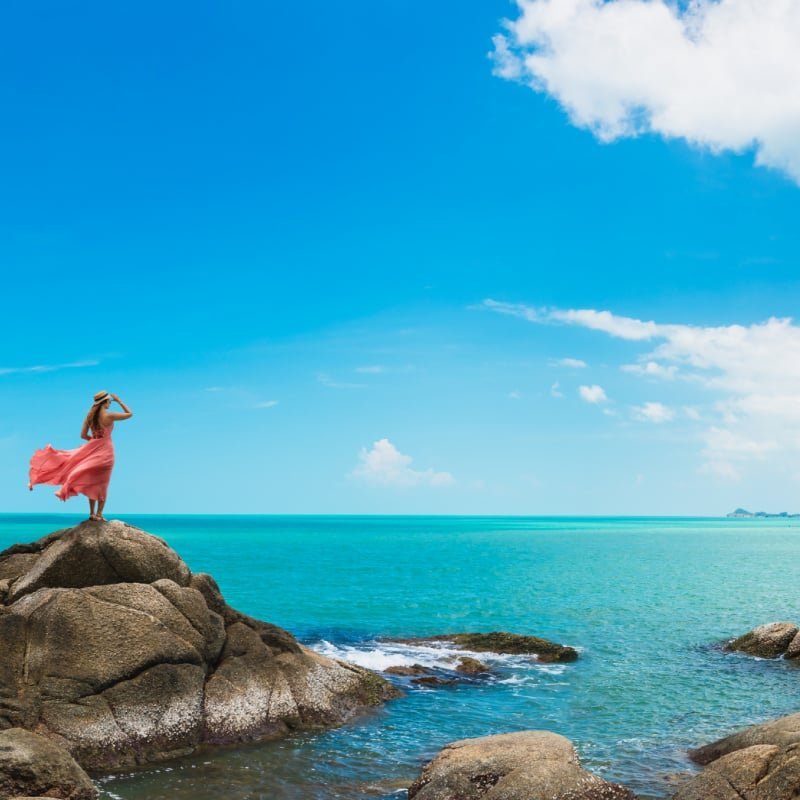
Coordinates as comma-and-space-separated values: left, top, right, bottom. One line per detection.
29, 422, 115, 502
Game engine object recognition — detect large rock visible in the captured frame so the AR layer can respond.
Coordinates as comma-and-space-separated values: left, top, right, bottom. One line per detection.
676, 742, 800, 799
725, 622, 799, 659
681, 714, 800, 799
393, 632, 578, 663
0, 728, 97, 799
407, 731, 636, 799
0, 520, 397, 771
690, 713, 800, 766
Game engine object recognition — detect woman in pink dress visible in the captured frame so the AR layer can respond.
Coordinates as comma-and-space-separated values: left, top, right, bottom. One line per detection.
29, 390, 134, 521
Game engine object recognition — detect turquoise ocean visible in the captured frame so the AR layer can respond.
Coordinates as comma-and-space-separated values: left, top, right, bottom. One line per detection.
2, 514, 799, 799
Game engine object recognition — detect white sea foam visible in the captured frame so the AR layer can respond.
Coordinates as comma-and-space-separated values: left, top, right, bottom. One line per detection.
311, 638, 570, 677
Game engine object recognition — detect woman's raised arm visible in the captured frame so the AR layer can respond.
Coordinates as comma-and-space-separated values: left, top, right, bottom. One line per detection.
108, 394, 134, 421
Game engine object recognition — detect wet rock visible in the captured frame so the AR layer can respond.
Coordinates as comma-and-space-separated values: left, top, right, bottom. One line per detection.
455, 656, 491, 674
384, 664, 430, 676
392, 632, 578, 663
0, 728, 97, 799
725, 622, 799, 659
0, 520, 398, 770
411, 676, 458, 687
408, 731, 637, 799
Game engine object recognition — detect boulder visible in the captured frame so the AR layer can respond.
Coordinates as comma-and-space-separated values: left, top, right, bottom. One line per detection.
725, 622, 799, 659
0, 520, 398, 770
0, 728, 97, 799
455, 657, 491, 674
407, 731, 636, 800
676, 743, 800, 800
384, 664, 429, 676
392, 632, 578, 663
690, 713, 800, 766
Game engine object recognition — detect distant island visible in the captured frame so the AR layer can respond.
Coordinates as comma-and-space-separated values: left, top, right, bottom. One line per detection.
727, 508, 800, 518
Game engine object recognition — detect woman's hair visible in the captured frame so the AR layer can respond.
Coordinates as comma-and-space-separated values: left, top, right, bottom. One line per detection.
86, 399, 108, 436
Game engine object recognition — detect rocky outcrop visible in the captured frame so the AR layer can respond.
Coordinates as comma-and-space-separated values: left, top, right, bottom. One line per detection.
0, 520, 397, 771
725, 622, 800, 659
674, 743, 800, 800
455, 657, 491, 675
679, 714, 800, 799
689, 713, 800, 766
0, 728, 97, 799
407, 731, 636, 799
391, 632, 578, 663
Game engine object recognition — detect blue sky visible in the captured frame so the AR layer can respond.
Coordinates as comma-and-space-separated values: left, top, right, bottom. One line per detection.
4, 0, 800, 514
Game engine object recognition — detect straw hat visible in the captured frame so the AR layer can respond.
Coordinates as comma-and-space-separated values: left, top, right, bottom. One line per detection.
93, 390, 111, 404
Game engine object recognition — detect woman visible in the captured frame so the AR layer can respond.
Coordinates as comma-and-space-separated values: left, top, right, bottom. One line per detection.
28, 391, 133, 521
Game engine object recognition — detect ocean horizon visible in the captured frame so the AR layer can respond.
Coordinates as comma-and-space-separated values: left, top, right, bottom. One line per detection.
1, 513, 797, 799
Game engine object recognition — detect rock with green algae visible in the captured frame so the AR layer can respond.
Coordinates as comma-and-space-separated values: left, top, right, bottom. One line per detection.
391, 632, 578, 663
0, 520, 399, 772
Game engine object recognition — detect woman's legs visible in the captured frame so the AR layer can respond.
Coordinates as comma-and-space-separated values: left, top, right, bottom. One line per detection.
97, 498, 106, 521
88, 498, 97, 520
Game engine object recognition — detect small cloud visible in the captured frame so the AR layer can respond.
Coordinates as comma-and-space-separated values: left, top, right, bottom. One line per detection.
205, 386, 224, 393
579, 384, 608, 404
254, 400, 279, 409
550, 382, 564, 398
0, 359, 100, 377
350, 438, 455, 488
602, 408, 618, 417
700, 460, 741, 482
318, 373, 366, 390
355, 365, 385, 374
508, 390, 522, 400
634, 473, 645, 486
550, 357, 588, 368
621, 361, 678, 380
683, 406, 701, 420
631, 402, 675, 424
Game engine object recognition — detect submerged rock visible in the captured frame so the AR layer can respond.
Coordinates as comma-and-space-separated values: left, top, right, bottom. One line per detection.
391, 632, 578, 663
0, 728, 97, 800
410, 676, 458, 687
0, 520, 398, 771
725, 622, 799, 659
407, 731, 636, 799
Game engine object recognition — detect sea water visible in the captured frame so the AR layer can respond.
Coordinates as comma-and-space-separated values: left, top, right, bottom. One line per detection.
1, 514, 799, 799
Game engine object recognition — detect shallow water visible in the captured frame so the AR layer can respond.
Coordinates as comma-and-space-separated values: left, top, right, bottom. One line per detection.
1, 514, 799, 799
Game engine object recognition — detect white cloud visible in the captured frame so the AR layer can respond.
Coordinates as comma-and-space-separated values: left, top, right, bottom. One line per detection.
509, 390, 522, 400
492, 0, 800, 183
550, 381, 564, 398
579, 384, 607, 404
0, 359, 99, 376
355, 365, 385, 374
350, 439, 456, 488
683, 406, 702, 421
632, 401, 675, 424
254, 400, 279, 409
483, 297, 800, 480
318, 373, 366, 390
622, 361, 678, 380
550, 357, 588, 368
